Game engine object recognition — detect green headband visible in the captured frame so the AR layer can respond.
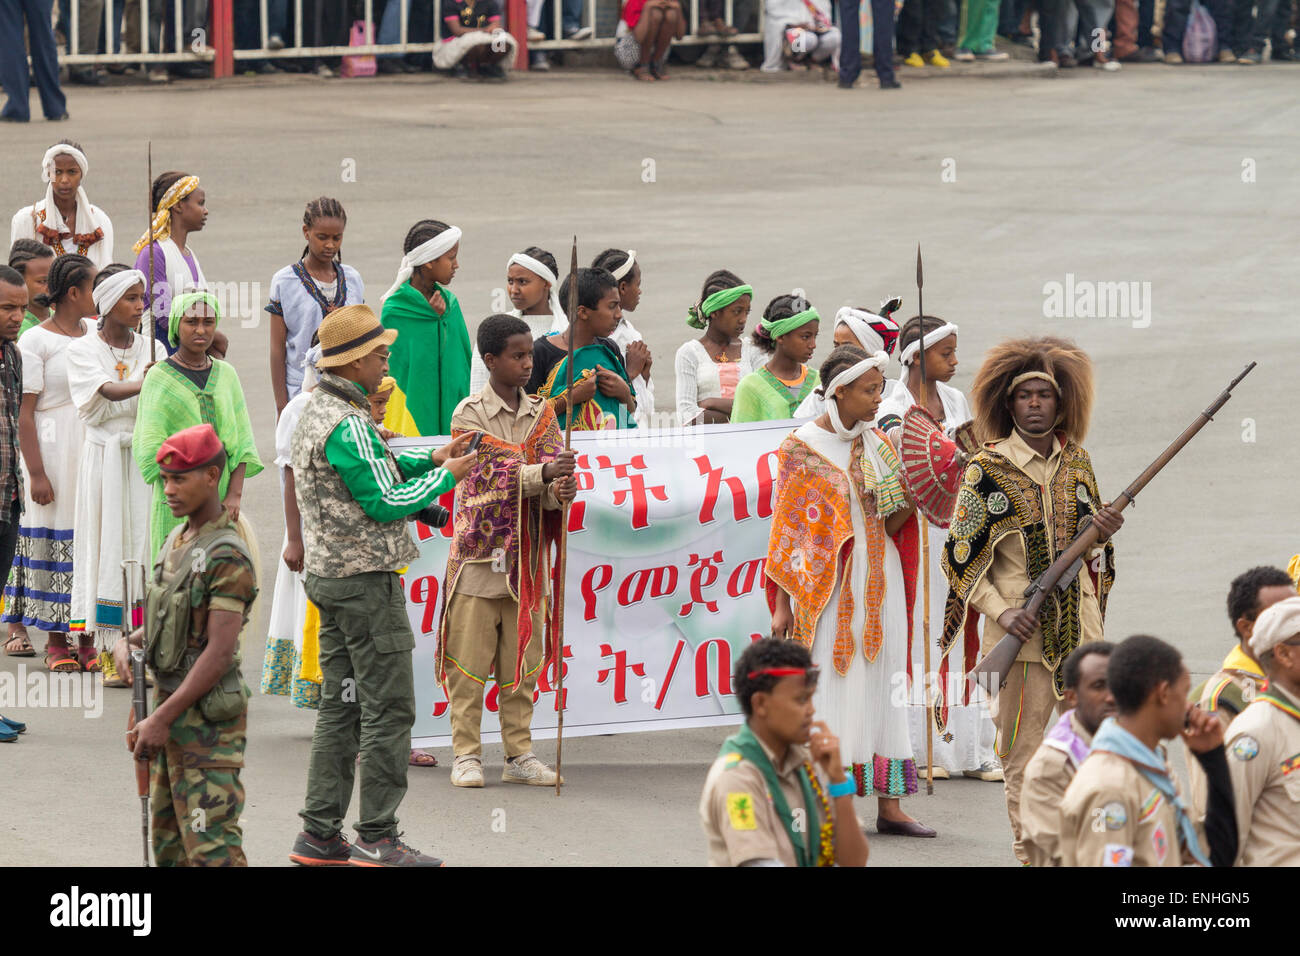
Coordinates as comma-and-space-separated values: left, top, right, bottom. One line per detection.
760, 307, 819, 340
168, 291, 221, 348
686, 284, 753, 330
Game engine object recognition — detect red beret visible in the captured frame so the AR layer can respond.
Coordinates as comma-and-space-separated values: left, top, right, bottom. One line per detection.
156, 423, 225, 473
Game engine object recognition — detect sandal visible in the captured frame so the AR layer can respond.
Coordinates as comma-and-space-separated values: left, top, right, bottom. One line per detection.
3, 633, 34, 657
631, 63, 655, 81
409, 749, 439, 767
77, 644, 100, 673
44, 645, 79, 673
650, 60, 669, 80
100, 649, 129, 688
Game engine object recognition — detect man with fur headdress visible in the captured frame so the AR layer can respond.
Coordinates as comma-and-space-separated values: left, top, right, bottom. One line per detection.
940, 337, 1123, 863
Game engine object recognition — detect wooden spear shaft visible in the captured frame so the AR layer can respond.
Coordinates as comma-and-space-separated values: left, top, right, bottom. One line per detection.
916, 244, 934, 797
147, 142, 156, 354
554, 237, 578, 796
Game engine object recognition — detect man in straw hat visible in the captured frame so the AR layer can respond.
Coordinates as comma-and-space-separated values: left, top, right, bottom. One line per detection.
939, 336, 1123, 863
287, 304, 477, 867
1223, 594, 1300, 865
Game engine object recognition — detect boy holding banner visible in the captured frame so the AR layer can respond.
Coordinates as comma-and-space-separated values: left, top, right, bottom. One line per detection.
439, 314, 577, 788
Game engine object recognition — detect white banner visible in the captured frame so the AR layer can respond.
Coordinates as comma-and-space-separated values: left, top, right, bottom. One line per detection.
394, 419, 797, 747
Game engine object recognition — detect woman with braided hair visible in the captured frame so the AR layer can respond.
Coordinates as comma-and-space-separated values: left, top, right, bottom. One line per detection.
268, 197, 365, 418
2, 254, 93, 672
674, 269, 762, 426
7, 240, 54, 338
730, 292, 821, 423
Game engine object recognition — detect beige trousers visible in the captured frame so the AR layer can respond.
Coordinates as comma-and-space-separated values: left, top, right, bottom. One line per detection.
444, 593, 544, 759
991, 661, 1062, 863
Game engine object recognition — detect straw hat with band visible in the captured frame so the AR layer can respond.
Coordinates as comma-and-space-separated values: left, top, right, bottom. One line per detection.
316, 305, 397, 369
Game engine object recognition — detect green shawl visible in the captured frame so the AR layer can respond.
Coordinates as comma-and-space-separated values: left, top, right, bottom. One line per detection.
719, 723, 818, 867
18, 312, 40, 339
132, 360, 264, 558
730, 366, 820, 423
539, 339, 638, 430
380, 279, 471, 435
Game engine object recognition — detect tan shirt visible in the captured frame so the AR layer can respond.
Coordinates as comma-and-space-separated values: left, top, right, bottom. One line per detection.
1060, 748, 1206, 867
1188, 662, 1259, 820
449, 385, 561, 599
1224, 683, 1300, 867
1021, 712, 1093, 867
699, 736, 825, 867
968, 431, 1103, 665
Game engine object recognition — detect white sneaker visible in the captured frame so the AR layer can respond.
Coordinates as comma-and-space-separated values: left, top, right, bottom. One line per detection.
564, 26, 593, 41
724, 48, 748, 70
451, 755, 484, 788
502, 752, 561, 786
696, 47, 719, 68
527, 28, 545, 41
1093, 56, 1121, 71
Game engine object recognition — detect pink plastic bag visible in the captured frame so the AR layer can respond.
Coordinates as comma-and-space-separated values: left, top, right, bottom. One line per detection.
341, 20, 377, 77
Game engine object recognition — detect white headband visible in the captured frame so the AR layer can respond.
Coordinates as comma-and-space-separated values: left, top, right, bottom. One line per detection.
835, 307, 894, 355
507, 252, 569, 327
381, 226, 463, 303
301, 343, 324, 390
825, 351, 890, 440
42, 145, 88, 182
898, 322, 958, 380
91, 269, 146, 318
610, 250, 637, 281
1250, 595, 1300, 657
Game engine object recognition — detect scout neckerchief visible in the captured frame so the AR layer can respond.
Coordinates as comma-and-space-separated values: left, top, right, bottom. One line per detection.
1089, 717, 1210, 866
1255, 687, 1300, 725
720, 723, 830, 867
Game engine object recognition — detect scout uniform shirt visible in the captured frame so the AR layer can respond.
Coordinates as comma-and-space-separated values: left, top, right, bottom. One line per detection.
1224, 682, 1300, 866
448, 385, 560, 599
1059, 748, 1206, 867
968, 431, 1104, 665
1188, 644, 1265, 818
1020, 710, 1093, 867
699, 736, 823, 866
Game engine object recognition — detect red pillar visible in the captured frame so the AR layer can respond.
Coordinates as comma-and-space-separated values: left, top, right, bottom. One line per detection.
211, 0, 234, 78
507, 0, 529, 70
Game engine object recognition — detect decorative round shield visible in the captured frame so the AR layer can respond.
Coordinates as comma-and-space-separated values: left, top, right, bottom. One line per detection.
899, 405, 963, 528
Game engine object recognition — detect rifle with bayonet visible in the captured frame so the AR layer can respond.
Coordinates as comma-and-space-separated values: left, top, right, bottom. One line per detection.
969, 361, 1257, 694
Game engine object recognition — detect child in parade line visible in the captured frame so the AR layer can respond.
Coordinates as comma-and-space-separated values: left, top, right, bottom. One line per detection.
67, 264, 165, 684
615, 0, 686, 80
380, 219, 472, 436
469, 246, 569, 397
133, 292, 263, 560
591, 248, 654, 429
767, 345, 935, 836
793, 306, 900, 418
527, 268, 638, 430
674, 269, 762, 426
370, 375, 420, 439
133, 171, 228, 359
440, 313, 577, 787
874, 315, 1001, 782
10, 140, 114, 270
269, 197, 364, 419
2, 254, 92, 671
699, 637, 870, 866
8, 240, 54, 337
730, 293, 820, 423
435, 0, 519, 80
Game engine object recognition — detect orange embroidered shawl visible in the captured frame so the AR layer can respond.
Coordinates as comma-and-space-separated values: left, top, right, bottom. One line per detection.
764, 431, 893, 675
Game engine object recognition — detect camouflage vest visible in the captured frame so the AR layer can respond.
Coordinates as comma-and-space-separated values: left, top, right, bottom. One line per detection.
291, 372, 420, 578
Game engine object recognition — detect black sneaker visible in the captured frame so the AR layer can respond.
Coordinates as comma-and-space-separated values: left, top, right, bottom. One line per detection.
349, 834, 445, 867
289, 830, 354, 866
480, 63, 508, 81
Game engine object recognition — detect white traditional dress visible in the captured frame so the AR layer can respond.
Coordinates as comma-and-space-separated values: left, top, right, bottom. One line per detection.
769, 419, 917, 796
260, 390, 321, 709
2, 322, 90, 634
66, 328, 164, 647
877, 378, 998, 774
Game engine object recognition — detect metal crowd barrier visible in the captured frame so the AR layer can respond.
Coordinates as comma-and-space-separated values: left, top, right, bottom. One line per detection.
56, 0, 765, 75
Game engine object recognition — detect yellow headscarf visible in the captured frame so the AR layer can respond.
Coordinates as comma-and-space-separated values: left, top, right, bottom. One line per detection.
133, 175, 200, 254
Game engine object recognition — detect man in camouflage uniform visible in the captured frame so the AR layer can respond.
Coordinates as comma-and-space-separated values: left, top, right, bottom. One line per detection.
288, 305, 475, 868
126, 423, 257, 867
